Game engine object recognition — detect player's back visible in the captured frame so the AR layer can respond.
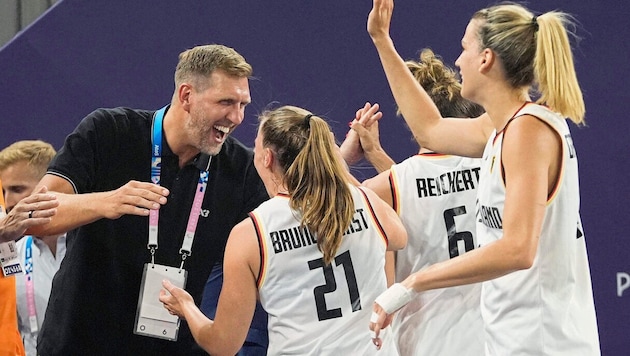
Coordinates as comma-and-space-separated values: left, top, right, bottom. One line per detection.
252, 185, 397, 355
390, 153, 484, 355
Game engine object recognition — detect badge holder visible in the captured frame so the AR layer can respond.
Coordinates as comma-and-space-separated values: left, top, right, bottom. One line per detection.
0, 203, 22, 277
134, 111, 205, 341
0, 241, 22, 276
134, 263, 187, 341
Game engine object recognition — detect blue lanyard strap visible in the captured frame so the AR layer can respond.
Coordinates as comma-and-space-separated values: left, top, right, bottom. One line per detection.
148, 106, 166, 256
24, 235, 33, 274
151, 106, 164, 184
148, 105, 209, 269
24, 236, 39, 332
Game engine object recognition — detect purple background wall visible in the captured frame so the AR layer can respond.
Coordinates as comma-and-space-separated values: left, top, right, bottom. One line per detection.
1, 0, 627, 352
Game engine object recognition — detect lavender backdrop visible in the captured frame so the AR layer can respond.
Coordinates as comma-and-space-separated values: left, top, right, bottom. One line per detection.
1, 0, 627, 352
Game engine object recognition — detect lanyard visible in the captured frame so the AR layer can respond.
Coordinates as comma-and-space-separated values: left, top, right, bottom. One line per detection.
148, 106, 209, 269
24, 236, 38, 332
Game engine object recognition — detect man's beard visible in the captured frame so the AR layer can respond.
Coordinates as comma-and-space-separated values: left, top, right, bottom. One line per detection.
199, 136, 224, 156
186, 114, 225, 156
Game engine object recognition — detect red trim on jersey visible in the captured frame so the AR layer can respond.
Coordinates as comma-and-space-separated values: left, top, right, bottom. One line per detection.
388, 171, 399, 214
493, 101, 532, 145
499, 102, 563, 198
249, 211, 267, 288
511, 107, 564, 202
357, 187, 389, 248
418, 151, 447, 157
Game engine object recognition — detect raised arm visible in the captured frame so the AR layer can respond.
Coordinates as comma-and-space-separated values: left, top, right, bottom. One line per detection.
369, 116, 558, 339
352, 119, 395, 173
27, 174, 169, 236
367, 0, 492, 157
362, 170, 394, 208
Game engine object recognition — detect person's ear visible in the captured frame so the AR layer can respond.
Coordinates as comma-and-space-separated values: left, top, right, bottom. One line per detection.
479, 48, 495, 73
178, 83, 193, 112
263, 148, 274, 169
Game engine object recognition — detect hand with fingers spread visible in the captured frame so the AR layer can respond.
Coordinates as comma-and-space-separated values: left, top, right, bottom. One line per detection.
101, 180, 169, 220
0, 185, 58, 242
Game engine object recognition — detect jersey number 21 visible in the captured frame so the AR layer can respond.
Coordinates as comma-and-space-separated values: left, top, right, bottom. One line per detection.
308, 250, 361, 321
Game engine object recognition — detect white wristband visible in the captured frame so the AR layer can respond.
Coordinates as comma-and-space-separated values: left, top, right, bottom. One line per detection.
370, 311, 380, 323
374, 283, 416, 314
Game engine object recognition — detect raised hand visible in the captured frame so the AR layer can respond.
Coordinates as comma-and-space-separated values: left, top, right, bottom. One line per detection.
351, 114, 383, 156
339, 126, 363, 166
367, 0, 394, 41
351, 102, 395, 172
339, 102, 383, 165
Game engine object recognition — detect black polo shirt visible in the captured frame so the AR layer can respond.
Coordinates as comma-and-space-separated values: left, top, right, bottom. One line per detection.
38, 107, 269, 355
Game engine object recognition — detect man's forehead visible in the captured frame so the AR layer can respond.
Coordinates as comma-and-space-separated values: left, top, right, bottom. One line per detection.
0, 162, 41, 182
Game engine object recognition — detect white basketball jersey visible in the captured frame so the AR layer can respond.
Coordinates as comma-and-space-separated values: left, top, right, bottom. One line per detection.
252, 185, 397, 355
390, 153, 484, 355
476, 103, 600, 355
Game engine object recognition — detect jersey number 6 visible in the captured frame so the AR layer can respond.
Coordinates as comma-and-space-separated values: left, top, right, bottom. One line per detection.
444, 206, 475, 258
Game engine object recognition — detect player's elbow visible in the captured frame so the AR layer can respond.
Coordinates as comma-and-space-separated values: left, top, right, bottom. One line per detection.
398, 230, 408, 250
507, 239, 537, 271
389, 227, 408, 251
201, 344, 241, 356
197, 324, 246, 356
512, 253, 535, 270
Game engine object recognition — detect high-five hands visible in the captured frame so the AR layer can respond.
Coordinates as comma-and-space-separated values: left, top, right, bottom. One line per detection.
339, 102, 383, 165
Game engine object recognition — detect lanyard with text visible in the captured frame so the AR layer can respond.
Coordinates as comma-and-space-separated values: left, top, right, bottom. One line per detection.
149, 106, 209, 270
24, 236, 39, 332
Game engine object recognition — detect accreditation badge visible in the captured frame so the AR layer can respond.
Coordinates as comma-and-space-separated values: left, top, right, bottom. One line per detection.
134, 263, 187, 341
0, 241, 22, 276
